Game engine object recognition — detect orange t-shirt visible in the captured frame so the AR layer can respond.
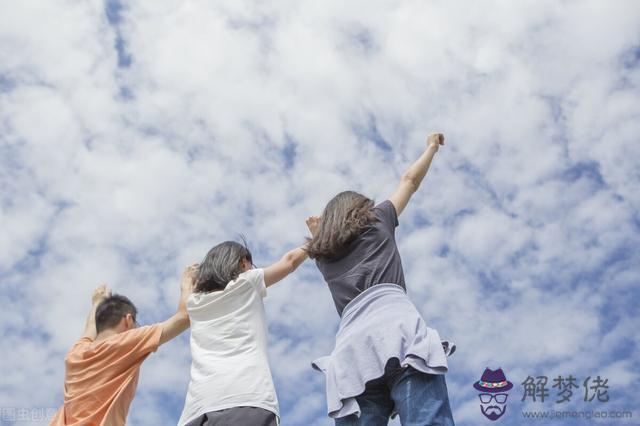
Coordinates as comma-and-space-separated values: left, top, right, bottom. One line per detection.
50, 325, 163, 426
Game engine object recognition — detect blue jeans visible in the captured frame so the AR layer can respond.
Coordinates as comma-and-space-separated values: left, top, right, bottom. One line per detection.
335, 359, 455, 426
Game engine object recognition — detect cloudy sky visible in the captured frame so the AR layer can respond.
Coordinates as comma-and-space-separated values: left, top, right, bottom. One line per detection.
1, 0, 639, 425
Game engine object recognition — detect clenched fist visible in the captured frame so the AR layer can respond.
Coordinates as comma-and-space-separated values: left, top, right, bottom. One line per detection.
306, 216, 321, 238
181, 263, 199, 293
92, 283, 111, 306
427, 133, 445, 151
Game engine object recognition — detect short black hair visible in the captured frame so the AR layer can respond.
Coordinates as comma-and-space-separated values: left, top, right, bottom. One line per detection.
95, 294, 137, 333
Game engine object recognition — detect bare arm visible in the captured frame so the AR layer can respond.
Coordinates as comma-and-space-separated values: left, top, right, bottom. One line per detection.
159, 263, 198, 345
81, 284, 111, 340
263, 244, 309, 287
389, 133, 444, 217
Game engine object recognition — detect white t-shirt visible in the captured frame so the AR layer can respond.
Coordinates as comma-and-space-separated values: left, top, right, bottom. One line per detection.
178, 268, 279, 425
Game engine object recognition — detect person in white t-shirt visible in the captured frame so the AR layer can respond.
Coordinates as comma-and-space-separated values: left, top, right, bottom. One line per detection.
178, 239, 308, 426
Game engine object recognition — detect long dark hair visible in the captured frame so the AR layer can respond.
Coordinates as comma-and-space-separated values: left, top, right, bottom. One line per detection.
306, 191, 377, 262
195, 240, 253, 293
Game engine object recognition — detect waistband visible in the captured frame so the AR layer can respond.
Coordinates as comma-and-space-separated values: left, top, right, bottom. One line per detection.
340, 283, 408, 325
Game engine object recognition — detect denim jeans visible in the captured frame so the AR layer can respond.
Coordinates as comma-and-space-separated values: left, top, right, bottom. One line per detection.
334, 359, 455, 426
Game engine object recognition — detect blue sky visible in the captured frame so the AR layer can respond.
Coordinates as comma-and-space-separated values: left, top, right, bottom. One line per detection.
0, 1, 639, 425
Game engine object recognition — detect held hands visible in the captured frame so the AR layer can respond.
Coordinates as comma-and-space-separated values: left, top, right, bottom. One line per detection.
181, 263, 199, 295
427, 133, 445, 152
306, 215, 321, 238
92, 283, 111, 306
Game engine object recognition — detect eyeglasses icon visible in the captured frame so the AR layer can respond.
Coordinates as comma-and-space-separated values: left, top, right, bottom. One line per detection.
478, 393, 508, 404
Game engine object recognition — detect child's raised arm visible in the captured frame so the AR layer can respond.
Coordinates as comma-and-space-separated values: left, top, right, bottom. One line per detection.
263, 244, 309, 287
389, 133, 444, 217
158, 263, 198, 345
81, 284, 111, 340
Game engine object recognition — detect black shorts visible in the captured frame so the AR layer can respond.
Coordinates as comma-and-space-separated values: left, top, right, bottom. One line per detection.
184, 406, 278, 426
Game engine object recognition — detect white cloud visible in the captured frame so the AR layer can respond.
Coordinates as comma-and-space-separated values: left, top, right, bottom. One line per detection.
1, 0, 638, 425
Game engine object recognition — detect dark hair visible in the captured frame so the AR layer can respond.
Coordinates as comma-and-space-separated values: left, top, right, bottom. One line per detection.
306, 190, 377, 262
195, 240, 253, 293
95, 294, 137, 333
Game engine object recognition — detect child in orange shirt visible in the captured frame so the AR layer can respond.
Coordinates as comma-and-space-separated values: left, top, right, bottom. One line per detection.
50, 264, 198, 426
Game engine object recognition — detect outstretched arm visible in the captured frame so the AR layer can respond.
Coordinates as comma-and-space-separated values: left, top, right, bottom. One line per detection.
159, 263, 198, 345
81, 284, 111, 340
389, 133, 445, 217
263, 244, 309, 287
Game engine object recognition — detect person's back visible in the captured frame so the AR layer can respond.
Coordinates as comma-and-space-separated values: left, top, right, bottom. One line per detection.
52, 325, 162, 425
178, 240, 308, 426
306, 134, 456, 425
315, 199, 405, 316
179, 268, 277, 424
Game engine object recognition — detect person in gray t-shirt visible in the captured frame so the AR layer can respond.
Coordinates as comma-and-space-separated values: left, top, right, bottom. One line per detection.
314, 198, 406, 316
306, 133, 455, 426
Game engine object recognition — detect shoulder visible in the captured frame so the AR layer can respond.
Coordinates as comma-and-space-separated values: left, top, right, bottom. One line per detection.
238, 268, 265, 284
373, 200, 399, 227
191, 269, 265, 301
239, 268, 266, 297
65, 337, 93, 359
105, 325, 162, 347
126, 324, 163, 339
374, 199, 396, 216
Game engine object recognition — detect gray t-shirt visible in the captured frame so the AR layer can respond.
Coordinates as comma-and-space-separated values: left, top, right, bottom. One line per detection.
316, 200, 406, 316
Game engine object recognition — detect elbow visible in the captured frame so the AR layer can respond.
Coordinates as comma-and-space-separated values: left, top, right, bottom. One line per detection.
176, 311, 190, 327
282, 253, 298, 274
400, 174, 419, 193
284, 257, 296, 274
